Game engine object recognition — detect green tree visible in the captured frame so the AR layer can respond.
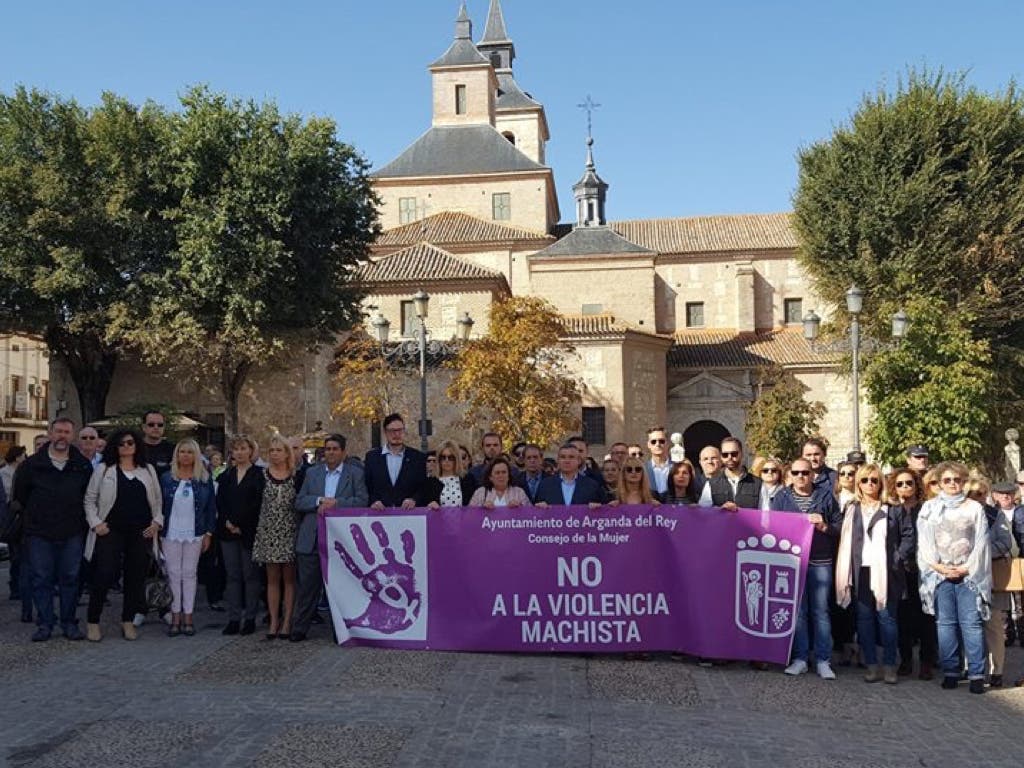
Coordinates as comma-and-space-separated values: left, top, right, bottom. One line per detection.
0, 88, 173, 423
745, 366, 826, 460
447, 296, 580, 447
110, 87, 379, 435
793, 71, 1024, 464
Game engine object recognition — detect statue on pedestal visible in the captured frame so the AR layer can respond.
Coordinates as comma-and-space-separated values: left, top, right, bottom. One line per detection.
669, 432, 686, 463
1005, 429, 1020, 481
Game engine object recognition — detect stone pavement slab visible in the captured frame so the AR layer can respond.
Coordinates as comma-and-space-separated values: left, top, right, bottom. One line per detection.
2, 563, 1023, 768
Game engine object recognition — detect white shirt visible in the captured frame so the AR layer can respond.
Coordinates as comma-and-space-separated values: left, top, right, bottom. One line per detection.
698, 480, 714, 507
649, 461, 670, 494
166, 481, 200, 542
385, 448, 405, 486
324, 465, 344, 500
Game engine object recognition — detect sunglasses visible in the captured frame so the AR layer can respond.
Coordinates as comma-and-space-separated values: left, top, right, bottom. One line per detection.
649, 438, 666, 445
439, 454, 455, 461
624, 467, 643, 474
940, 477, 962, 485
761, 467, 780, 474
790, 470, 811, 477
80, 435, 97, 440
722, 451, 739, 458
628, 452, 642, 458
119, 439, 135, 447
859, 477, 880, 485
839, 471, 856, 478
895, 480, 915, 488
145, 422, 164, 428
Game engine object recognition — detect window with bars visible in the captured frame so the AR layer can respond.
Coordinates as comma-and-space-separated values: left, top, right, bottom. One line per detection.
784, 298, 803, 325
685, 302, 705, 328
582, 407, 606, 446
398, 197, 417, 224
492, 192, 511, 221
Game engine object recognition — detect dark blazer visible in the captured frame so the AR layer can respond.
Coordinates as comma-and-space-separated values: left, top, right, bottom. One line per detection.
421, 474, 477, 507
294, 461, 368, 554
363, 446, 427, 508
516, 471, 546, 503
709, 469, 763, 509
534, 474, 604, 506
215, 464, 265, 548
1011, 505, 1024, 554
844, 501, 915, 609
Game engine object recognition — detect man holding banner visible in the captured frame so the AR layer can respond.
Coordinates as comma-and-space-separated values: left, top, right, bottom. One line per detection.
772, 458, 842, 679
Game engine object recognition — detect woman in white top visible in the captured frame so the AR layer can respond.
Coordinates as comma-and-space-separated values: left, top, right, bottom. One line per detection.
469, 458, 529, 508
159, 439, 216, 637
917, 461, 992, 694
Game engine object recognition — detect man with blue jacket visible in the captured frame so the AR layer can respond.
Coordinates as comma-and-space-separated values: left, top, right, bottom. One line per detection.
772, 457, 842, 680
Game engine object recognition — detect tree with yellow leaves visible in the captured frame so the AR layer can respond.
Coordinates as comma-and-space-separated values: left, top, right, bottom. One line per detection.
447, 296, 580, 447
330, 330, 415, 427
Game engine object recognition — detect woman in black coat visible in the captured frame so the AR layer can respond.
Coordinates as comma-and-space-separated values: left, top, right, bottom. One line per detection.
423, 440, 477, 508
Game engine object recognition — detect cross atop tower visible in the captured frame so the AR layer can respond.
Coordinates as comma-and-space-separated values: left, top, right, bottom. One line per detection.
576, 95, 601, 139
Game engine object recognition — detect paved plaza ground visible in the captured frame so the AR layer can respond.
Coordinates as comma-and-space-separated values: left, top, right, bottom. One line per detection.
2, 562, 1023, 768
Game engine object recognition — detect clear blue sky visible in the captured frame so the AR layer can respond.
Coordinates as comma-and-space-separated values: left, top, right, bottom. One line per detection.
3, 1, 1022, 222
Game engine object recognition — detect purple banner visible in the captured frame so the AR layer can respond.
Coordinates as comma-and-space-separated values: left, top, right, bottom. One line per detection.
318, 505, 813, 663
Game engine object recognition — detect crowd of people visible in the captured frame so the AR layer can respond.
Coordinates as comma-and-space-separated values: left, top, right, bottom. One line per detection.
2, 412, 1023, 696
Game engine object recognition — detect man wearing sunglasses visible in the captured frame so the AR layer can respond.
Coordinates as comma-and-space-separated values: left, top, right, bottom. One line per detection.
709, 437, 761, 511
643, 426, 672, 497
906, 444, 930, 473
76, 427, 102, 469
772, 458, 842, 679
141, 410, 174, 477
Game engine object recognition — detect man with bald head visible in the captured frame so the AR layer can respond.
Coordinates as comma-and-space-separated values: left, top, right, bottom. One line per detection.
696, 445, 723, 507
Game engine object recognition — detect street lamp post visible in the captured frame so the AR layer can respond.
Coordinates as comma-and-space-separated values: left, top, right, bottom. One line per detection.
369, 298, 475, 453
802, 285, 908, 453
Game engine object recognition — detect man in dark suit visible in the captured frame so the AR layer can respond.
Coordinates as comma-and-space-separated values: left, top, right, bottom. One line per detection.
516, 443, 545, 503
535, 443, 604, 507
291, 433, 368, 641
709, 436, 762, 510
364, 413, 427, 510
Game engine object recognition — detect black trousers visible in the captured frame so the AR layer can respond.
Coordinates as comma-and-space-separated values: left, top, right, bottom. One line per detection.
899, 573, 938, 664
88, 528, 150, 623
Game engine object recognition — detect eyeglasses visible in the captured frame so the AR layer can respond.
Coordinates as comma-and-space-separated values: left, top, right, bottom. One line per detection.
628, 451, 642, 458
761, 467, 780, 475
859, 477, 881, 485
895, 480, 915, 488
439, 454, 455, 461
940, 477, 962, 486
624, 467, 643, 474
119, 439, 135, 447
790, 470, 811, 477
839, 471, 855, 478
80, 436, 96, 440
385, 426, 405, 434
928, 480, 939, 486
649, 438, 666, 445
146, 422, 164, 428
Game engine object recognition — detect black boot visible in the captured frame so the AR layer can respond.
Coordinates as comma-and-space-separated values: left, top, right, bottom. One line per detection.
1017, 617, 1024, 648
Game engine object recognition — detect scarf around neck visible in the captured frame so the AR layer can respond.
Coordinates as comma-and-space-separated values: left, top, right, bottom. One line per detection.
836, 502, 889, 610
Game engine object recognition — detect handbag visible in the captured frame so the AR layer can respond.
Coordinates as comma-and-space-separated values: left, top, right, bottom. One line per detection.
992, 557, 1024, 592
144, 548, 173, 613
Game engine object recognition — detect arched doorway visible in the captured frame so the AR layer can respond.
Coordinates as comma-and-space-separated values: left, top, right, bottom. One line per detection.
682, 420, 730, 463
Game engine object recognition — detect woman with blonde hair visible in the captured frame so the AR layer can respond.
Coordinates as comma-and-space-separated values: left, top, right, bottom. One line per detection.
216, 434, 265, 636
835, 463, 914, 684
917, 461, 992, 693
423, 439, 477, 509
252, 433, 299, 639
922, 468, 940, 500
612, 456, 660, 506
159, 438, 216, 637
751, 456, 786, 510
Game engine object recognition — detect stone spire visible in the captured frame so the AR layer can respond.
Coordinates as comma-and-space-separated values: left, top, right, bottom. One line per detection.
431, 2, 489, 68
477, 0, 515, 70
455, 1, 472, 39
573, 137, 609, 227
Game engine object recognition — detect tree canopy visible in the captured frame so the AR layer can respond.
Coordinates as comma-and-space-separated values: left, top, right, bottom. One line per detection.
793, 71, 1024, 465
745, 366, 826, 461
447, 296, 580, 447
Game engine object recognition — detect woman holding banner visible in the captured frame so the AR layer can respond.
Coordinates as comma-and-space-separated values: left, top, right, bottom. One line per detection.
424, 440, 477, 509
835, 463, 913, 684
469, 457, 529, 508
751, 456, 785, 510
611, 457, 659, 506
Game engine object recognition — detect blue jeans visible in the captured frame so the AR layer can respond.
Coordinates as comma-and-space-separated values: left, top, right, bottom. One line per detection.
855, 568, 899, 666
793, 563, 833, 663
27, 534, 83, 631
935, 579, 985, 680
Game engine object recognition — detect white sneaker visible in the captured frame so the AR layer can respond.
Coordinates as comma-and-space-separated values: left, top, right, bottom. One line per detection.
816, 661, 836, 680
132, 613, 145, 627
784, 659, 808, 675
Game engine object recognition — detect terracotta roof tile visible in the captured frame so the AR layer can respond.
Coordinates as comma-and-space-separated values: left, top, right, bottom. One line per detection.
559, 313, 666, 341
669, 328, 834, 368
359, 242, 505, 285
376, 211, 552, 249
609, 213, 797, 254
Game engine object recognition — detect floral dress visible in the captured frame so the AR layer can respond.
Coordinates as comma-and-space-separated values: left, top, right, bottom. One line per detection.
252, 469, 297, 564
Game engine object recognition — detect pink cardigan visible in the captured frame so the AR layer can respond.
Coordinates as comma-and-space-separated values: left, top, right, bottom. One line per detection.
468, 485, 531, 508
